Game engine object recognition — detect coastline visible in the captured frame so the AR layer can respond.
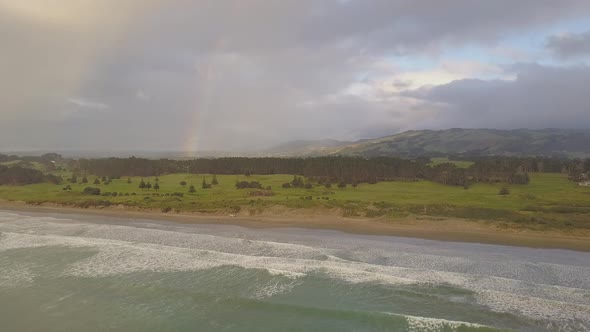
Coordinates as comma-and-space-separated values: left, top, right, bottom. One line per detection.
1, 200, 589, 252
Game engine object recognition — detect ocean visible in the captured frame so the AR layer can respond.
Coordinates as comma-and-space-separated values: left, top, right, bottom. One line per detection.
0, 210, 589, 331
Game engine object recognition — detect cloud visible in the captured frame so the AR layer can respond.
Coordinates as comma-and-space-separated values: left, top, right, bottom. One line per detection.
67, 98, 110, 110
402, 64, 590, 129
546, 30, 590, 59
1, 1, 590, 151
135, 90, 150, 101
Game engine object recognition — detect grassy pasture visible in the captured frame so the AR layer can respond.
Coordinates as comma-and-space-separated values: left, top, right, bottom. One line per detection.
1, 172, 589, 230
428, 157, 474, 168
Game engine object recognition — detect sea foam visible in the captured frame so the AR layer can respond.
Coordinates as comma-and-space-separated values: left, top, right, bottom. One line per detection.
1, 211, 589, 330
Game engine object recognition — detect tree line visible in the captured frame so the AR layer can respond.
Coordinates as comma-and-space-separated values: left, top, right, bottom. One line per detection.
0, 166, 61, 186
3, 154, 589, 187
0, 154, 590, 189
70, 156, 585, 187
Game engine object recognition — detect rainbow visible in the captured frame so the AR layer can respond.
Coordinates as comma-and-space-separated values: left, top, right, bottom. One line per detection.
182, 38, 225, 157
182, 1, 246, 157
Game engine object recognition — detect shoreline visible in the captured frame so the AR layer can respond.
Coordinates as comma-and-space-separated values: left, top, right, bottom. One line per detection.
1, 200, 589, 252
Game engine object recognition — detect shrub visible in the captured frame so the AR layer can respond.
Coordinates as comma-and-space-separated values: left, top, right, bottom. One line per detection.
235, 181, 262, 189
76, 200, 111, 208
498, 187, 510, 195
82, 187, 101, 195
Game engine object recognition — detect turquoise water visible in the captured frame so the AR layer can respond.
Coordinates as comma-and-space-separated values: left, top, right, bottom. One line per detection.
1, 211, 589, 331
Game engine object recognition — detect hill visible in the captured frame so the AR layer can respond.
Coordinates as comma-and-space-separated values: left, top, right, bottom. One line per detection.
261, 139, 352, 157
268, 129, 590, 158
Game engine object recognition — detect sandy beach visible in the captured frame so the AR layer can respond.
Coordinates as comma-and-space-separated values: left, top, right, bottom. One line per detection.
1, 199, 589, 252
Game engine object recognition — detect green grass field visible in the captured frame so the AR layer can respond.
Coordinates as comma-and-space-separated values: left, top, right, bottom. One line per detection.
428, 157, 474, 168
1, 171, 589, 230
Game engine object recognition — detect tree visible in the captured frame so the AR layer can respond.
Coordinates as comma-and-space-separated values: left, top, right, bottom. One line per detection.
101, 176, 107, 182
139, 179, 146, 189
188, 185, 196, 193
180, 181, 187, 187
212, 174, 219, 185
81, 176, 88, 184
154, 177, 159, 183
93, 178, 101, 185
291, 176, 304, 188
338, 182, 347, 189
63, 185, 72, 191
153, 183, 160, 191
146, 182, 152, 191
127, 178, 132, 184
498, 187, 510, 195
70, 175, 78, 184
202, 178, 211, 189
0, 166, 50, 185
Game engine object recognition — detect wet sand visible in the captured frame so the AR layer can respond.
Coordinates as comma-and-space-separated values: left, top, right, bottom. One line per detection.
1, 200, 589, 252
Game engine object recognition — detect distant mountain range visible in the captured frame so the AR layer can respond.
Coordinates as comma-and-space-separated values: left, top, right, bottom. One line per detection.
4, 129, 589, 159
261, 139, 352, 157
264, 129, 590, 158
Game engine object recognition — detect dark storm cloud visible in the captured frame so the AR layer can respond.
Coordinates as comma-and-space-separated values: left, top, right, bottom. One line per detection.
402, 64, 590, 129
546, 30, 590, 59
1, 0, 590, 151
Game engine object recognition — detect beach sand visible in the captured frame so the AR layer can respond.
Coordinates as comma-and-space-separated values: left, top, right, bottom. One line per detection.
1, 199, 589, 252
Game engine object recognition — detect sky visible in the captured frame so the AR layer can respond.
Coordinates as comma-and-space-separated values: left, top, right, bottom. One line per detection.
1, 0, 590, 153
